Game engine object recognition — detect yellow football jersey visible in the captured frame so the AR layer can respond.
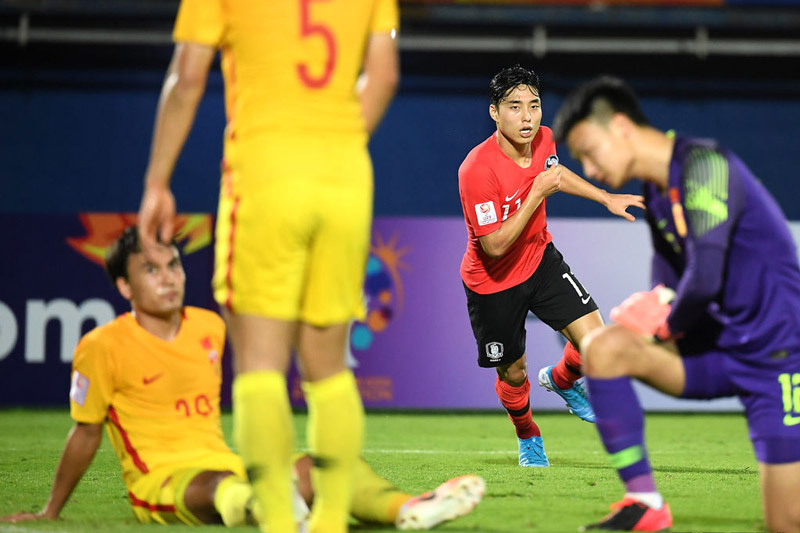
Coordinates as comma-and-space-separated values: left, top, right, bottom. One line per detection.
69, 307, 232, 490
172, 0, 399, 142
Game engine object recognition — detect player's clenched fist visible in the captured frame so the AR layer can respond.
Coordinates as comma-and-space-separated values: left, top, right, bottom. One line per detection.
532, 165, 562, 199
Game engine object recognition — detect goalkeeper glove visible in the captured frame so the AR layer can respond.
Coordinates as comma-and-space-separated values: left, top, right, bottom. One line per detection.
610, 284, 677, 341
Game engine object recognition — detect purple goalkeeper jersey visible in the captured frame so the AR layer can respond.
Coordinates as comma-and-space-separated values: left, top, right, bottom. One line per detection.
644, 135, 800, 360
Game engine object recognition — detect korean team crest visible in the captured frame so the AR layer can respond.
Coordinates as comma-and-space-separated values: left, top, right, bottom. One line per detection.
485, 342, 504, 361
545, 154, 559, 170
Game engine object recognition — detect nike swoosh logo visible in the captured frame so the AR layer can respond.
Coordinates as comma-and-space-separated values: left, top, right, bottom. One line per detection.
505, 189, 520, 202
784, 414, 800, 427
142, 373, 163, 385
581, 296, 591, 304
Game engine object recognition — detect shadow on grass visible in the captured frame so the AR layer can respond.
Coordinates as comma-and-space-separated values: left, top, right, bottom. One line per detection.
653, 464, 757, 476
549, 457, 757, 476
352, 526, 511, 532
674, 513, 763, 532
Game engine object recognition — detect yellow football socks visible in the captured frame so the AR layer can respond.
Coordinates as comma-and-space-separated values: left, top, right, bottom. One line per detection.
302, 370, 364, 533
213, 474, 253, 527
233, 371, 296, 533
350, 458, 412, 524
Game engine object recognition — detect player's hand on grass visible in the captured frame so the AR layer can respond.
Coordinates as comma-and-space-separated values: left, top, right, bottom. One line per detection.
532, 166, 562, 199
138, 182, 176, 261
1, 510, 48, 523
605, 193, 645, 222
610, 284, 676, 341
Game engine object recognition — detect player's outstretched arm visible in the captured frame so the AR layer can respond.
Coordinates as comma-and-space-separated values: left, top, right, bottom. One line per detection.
0, 422, 102, 523
559, 166, 645, 221
604, 192, 646, 222
358, 31, 399, 136
139, 42, 215, 260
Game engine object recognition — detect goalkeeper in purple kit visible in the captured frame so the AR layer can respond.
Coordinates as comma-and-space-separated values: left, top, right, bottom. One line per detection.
553, 76, 800, 533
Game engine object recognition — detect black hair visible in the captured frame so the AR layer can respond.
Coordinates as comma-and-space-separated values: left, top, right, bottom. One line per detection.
552, 75, 649, 143
104, 226, 179, 283
489, 65, 542, 108
105, 225, 141, 283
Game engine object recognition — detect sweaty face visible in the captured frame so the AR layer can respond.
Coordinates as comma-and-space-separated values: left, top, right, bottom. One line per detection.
491, 85, 542, 147
566, 119, 632, 190
122, 245, 185, 318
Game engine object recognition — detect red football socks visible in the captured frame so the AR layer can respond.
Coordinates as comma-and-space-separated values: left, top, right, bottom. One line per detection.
551, 342, 583, 390
495, 376, 540, 439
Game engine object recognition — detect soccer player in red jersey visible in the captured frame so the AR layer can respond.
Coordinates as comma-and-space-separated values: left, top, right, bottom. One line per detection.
459, 65, 644, 466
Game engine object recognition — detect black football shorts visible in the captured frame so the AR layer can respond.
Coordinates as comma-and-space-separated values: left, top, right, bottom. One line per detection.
464, 242, 599, 368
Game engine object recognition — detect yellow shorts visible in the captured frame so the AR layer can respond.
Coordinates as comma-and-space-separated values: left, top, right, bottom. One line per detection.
213, 133, 372, 325
128, 453, 245, 525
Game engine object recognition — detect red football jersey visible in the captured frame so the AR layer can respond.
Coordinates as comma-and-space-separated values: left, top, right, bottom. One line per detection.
459, 127, 557, 294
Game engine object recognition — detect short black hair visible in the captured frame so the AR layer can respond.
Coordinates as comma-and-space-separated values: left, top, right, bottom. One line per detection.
552, 75, 649, 143
105, 225, 141, 283
105, 226, 180, 284
489, 65, 542, 108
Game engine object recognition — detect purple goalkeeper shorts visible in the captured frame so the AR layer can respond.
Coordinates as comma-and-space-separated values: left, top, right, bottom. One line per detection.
681, 349, 800, 464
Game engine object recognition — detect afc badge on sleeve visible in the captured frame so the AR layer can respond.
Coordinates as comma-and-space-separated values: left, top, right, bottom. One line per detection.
475, 202, 498, 226
69, 370, 90, 406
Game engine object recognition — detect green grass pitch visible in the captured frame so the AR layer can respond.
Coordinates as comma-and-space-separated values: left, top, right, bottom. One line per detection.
0, 409, 764, 532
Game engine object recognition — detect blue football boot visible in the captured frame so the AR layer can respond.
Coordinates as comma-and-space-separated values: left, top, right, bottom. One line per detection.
538, 365, 596, 423
518, 435, 549, 467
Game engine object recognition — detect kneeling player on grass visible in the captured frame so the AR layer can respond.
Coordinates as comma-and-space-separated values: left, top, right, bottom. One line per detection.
553, 76, 800, 532
0, 227, 485, 530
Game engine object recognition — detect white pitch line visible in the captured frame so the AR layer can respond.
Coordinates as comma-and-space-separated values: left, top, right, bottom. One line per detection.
291, 447, 515, 455
360, 449, 700, 456
363, 449, 512, 455
0, 526, 70, 533
291, 447, 604, 455
362, 449, 605, 455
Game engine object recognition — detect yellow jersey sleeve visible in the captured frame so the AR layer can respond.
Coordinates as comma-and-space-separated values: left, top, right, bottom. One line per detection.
70, 329, 116, 424
371, 0, 399, 35
173, 0, 225, 47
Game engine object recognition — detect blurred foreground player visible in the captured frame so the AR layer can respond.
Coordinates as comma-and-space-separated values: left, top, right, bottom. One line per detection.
0, 227, 485, 530
554, 76, 800, 532
136, 1, 400, 532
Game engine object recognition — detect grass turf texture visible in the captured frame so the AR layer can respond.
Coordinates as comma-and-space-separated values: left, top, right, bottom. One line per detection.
0, 410, 763, 532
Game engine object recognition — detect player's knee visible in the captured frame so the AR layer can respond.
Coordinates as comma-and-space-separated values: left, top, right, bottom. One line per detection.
497, 367, 527, 387
582, 325, 636, 377
766, 509, 800, 533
